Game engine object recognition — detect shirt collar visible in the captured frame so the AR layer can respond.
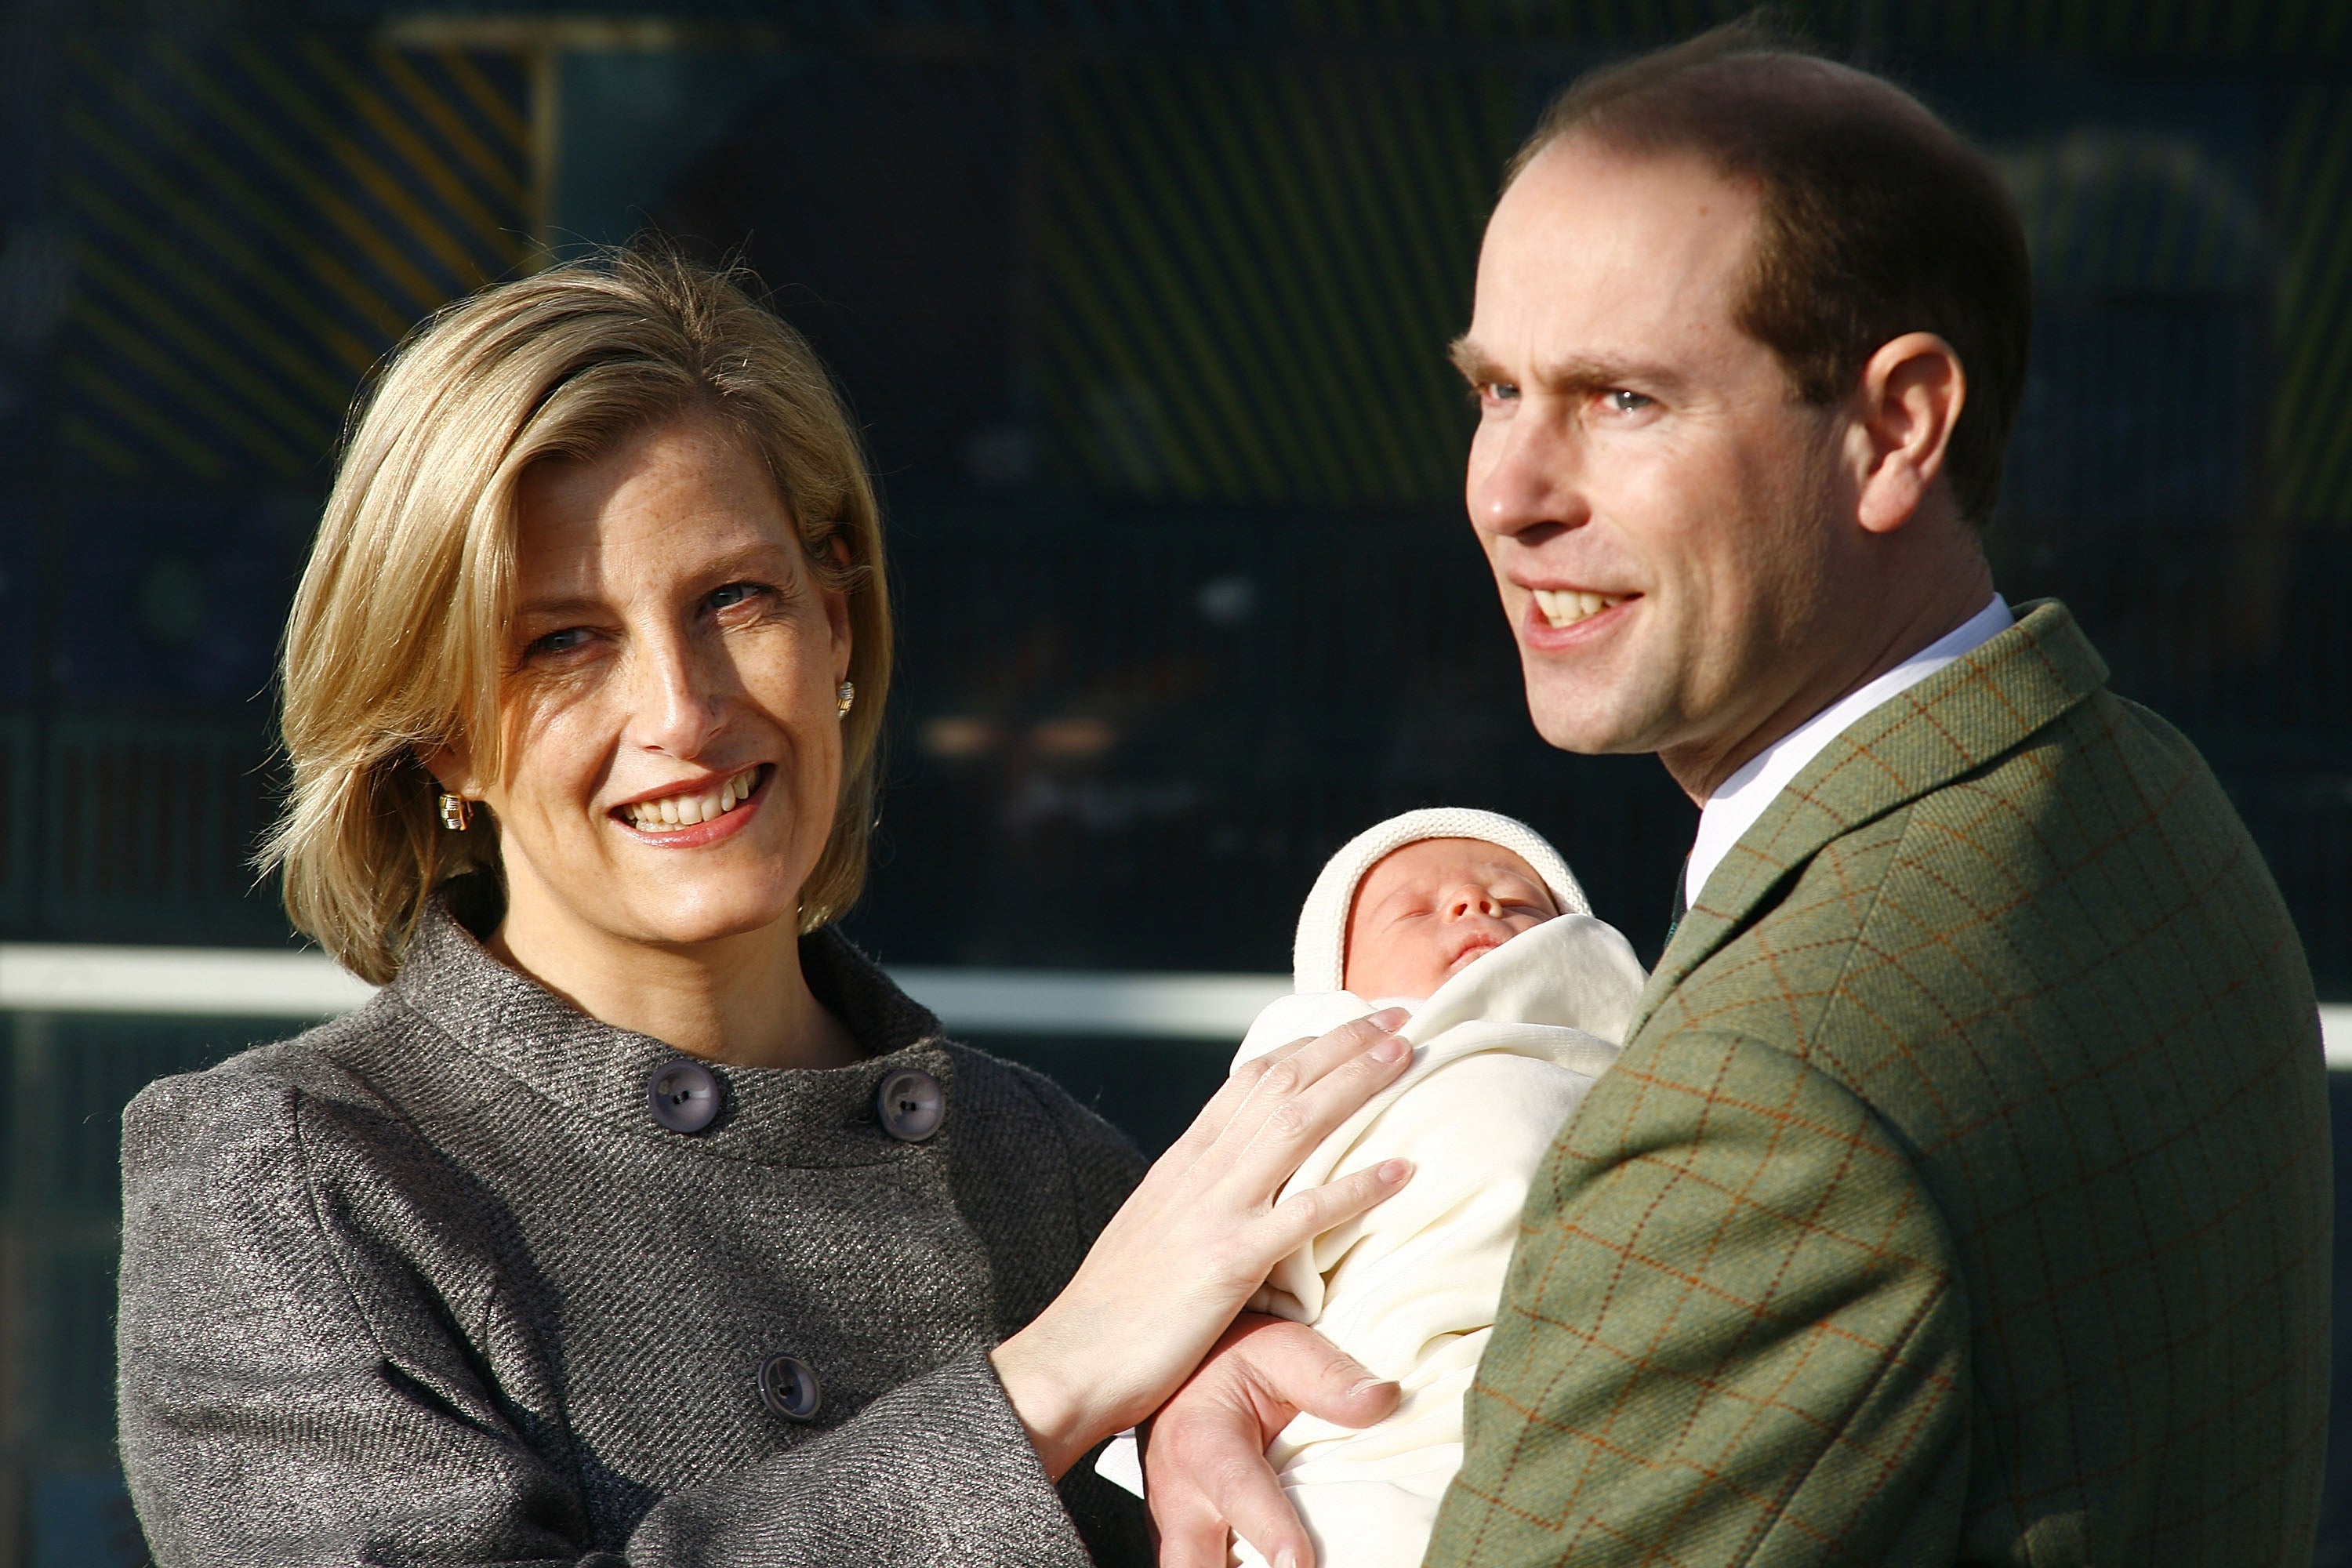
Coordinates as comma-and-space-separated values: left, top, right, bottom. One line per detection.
1683, 595, 2013, 911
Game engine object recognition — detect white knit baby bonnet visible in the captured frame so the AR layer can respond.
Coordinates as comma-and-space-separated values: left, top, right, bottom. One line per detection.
1290, 807, 1592, 993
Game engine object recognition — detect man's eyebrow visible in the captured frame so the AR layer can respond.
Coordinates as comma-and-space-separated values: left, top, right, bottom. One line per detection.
1445, 337, 1687, 397
1542, 354, 1689, 397
1447, 336, 1496, 383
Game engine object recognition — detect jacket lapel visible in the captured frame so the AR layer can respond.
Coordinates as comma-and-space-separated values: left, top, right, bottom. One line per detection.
1623, 598, 2111, 1044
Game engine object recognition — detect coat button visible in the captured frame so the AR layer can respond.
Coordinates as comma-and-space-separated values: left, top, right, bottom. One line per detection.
875, 1067, 944, 1142
758, 1353, 822, 1421
646, 1058, 721, 1134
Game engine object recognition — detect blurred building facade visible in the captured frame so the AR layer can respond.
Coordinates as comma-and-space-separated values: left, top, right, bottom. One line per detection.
0, 0, 2347, 1561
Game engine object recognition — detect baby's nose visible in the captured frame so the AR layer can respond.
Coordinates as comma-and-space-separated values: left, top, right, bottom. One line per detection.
1446, 887, 1500, 918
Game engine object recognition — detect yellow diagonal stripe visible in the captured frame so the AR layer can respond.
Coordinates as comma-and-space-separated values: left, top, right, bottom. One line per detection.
66, 164, 361, 403
375, 45, 528, 210
157, 42, 446, 313
62, 360, 230, 477
80, 51, 411, 346
72, 299, 314, 473
231, 42, 488, 294
302, 40, 522, 270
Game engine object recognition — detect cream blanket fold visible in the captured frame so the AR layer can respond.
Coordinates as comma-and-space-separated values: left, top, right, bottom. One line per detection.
1221, 912, 1646, 1568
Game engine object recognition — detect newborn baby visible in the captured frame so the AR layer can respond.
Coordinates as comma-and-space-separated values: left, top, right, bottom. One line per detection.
1102, 808, 1647, 1568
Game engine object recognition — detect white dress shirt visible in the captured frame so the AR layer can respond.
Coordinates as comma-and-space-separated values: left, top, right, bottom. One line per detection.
1682, 596, 2013, 913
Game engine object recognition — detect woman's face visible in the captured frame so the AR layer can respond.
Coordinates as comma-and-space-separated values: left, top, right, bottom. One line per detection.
441, 411, 852, 953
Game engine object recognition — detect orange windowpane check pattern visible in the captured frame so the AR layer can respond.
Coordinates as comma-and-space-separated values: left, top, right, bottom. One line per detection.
1429, 601, 2330, 1566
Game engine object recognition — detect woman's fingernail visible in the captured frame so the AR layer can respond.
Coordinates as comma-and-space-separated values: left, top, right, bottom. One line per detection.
1368, 1007, 1409, 1030
1370, 1033, 1409, 1062
1276, 1552, 1301, 1568
1379, 1159, 1413, 1182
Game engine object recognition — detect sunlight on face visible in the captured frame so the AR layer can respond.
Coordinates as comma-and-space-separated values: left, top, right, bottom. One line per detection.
462, 411, 853, 956
1459, 139, 1849, 775
1342, 837, 1560, 1000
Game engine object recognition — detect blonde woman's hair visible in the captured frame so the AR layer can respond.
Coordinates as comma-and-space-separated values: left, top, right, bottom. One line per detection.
262, 249, 892, 984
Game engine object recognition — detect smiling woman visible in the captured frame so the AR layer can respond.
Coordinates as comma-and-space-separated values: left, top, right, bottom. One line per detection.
265, 252, 890, 992
111, 250, 1418, 1567
425, 409, 869, 1067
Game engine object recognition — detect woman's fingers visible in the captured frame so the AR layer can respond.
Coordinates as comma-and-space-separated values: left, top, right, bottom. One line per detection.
1160, 1022, 1359, 1172
1216, 1030, 1415, 1195
1269, 1009, 1410, 1094
1260, 1160, 1414, 1258
1214, 1014, 1410, 1155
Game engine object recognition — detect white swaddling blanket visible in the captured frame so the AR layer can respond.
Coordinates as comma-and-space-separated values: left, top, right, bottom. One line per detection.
1099, 912, 1646, 1568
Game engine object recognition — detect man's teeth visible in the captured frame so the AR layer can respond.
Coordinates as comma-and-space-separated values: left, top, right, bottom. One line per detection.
1532, 589, 1627, 629
624, 766, 761, 829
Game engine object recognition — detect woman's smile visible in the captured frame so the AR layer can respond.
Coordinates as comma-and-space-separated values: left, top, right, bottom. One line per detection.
612, 761, 773, 846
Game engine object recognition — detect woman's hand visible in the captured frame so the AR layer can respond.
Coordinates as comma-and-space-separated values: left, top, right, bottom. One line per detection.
989, 1011, 1417, 1477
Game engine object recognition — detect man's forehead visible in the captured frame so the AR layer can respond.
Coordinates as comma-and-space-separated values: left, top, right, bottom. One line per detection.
1467, 137, 1761, 365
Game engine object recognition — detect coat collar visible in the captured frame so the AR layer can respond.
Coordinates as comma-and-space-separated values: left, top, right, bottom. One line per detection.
1624, 598, 2108, 1044
386, 894, 958, 1168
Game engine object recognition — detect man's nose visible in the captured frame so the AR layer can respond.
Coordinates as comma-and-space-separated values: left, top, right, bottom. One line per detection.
1469, 411, 1584, 541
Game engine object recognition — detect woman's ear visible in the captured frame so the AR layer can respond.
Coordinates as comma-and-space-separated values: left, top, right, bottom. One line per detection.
417, 742, 485, 803
1851, 332, 1966, 537
822, 535, 855, 685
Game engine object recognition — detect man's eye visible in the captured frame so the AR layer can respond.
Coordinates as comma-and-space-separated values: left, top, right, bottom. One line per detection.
1604, 389, 1654, 414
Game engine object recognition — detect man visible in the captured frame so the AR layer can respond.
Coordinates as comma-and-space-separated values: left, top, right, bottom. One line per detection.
1147, 24, 2329, 1566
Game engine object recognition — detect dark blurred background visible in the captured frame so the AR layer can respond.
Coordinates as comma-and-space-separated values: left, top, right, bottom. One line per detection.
0, 0, 2346, 1562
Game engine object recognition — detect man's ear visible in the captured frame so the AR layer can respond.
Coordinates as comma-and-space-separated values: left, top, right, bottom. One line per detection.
1849, 332, 1965, 537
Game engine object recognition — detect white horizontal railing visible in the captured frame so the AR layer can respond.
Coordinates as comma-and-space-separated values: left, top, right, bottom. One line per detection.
1, 944, 2347, 1065
0, 943, 1285, 1042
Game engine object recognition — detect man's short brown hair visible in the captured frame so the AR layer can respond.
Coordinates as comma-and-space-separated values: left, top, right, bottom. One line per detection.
1508, 22, 2031, 524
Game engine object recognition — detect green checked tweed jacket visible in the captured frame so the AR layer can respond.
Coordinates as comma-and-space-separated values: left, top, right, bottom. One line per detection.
1426, 600, 2330, 1566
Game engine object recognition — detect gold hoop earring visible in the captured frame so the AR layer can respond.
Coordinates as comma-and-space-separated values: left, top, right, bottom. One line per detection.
836, 681, 855, 720
437, 793, 472, 831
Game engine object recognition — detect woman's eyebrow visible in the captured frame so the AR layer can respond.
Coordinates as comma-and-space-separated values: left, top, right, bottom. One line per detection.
512, 593, 608, 622
695, 540, 793, 581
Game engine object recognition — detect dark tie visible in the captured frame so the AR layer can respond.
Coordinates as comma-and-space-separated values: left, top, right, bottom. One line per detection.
1664, 853, 1690, 949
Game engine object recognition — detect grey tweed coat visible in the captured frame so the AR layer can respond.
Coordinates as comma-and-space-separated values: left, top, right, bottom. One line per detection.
116, 895, 1154, 1566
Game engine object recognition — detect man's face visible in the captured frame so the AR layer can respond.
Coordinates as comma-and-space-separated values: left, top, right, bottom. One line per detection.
1457, 138, 1855, 775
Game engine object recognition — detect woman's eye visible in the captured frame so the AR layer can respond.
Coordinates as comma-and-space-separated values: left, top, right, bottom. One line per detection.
709, 582, 768, 612
528, 627, 592, 658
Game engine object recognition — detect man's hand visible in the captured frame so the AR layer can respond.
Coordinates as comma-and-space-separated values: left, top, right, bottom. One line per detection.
1145, 1314, 1401, 1568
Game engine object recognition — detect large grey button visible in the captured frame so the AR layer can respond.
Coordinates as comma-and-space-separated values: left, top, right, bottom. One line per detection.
758, 1353, 822, 1421
646, 1058, 720, 1134
875, 1068, 944, 1142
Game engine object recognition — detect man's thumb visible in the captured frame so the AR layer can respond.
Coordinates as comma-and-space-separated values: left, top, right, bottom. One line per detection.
1249, 1319, 1401, 1429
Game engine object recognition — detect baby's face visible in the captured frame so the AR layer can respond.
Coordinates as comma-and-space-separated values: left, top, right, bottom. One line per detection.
1342, 838, 1561, 998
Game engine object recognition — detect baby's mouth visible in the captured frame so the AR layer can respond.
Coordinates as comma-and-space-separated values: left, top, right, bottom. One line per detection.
616, 764, 768, 832
1445, 932, 1502, 974
1531, 589, 1633, 629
